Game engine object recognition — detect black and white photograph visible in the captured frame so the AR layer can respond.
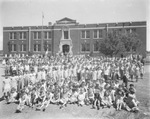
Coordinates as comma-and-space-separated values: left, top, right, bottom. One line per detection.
0, 0, 150, 119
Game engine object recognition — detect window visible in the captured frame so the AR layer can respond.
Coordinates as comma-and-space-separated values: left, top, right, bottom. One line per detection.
64, 31, 69, 39
126, 29, 130, 33
19, 32, 26, 40
131, 28, 136, 33
81, 43, 90, 52
126, 28, 136, 33
81, 31, 85, 39
44, 31, 52, 39
81, 30, 90, 39
20, 44, 26, 52
93, 41, 99, 52
10, 44, 17, 52
9, 32, 17, 40
93, 30, 98, 38
34, 32, 37, 39
93, 30, 103, 38
44, 43, 51, 51
86, 31, 90, 38
48, 44, 51, 51
33, 32, 41, 39
34, 44, 36, 51
38, 32, 41, 39
99, 30, 103, 38
14, 33, 17, 39
34, 44, 41, 52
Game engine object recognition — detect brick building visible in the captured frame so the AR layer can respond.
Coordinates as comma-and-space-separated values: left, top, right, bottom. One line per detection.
3, 17, 146, 56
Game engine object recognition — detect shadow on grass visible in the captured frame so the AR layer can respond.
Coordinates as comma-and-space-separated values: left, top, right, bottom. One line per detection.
0, 96, 4, 102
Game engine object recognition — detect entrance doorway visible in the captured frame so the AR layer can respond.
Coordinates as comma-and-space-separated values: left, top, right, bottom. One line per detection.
62, 44, 70, 55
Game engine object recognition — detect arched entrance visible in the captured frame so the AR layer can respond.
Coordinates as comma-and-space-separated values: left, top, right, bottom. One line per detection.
62, 44, 70, 54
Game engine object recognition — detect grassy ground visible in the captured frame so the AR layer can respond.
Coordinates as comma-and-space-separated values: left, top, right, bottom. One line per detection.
0, 64, 149, 119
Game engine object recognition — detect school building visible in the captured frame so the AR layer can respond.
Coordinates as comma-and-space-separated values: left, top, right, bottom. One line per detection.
3, 17, 147, 56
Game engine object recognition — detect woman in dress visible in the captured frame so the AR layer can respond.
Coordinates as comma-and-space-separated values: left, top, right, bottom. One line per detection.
3, 76, 11, 102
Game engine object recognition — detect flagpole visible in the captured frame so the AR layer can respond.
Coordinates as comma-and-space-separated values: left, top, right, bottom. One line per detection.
42, 12, 44, 55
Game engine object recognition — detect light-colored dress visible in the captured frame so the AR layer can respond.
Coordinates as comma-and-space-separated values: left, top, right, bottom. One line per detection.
3, 78, 11, 93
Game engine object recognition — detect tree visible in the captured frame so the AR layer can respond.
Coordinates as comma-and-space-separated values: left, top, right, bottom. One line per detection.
99, 30, 125, 57
121, 32, 141, 54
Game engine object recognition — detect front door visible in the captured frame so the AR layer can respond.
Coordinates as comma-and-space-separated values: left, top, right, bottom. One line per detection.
62, 44, 69, 55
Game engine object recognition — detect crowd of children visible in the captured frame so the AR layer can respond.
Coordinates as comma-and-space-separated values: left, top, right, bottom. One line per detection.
2, 54, 144, 113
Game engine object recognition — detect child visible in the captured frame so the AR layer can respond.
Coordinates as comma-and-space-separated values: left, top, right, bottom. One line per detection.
3, 76, 11, 103
36, 88, 46, 110
86, 85, 94, 105
101, 90, 112, 108
124, 88, 139, 112
69, 88, 79, 104
93, 84, 101, 110
115, 89, 125, 111
38, 91, 52, 111
16, 92, 26, 113
77, 88, 86, 106
7, 88, 17, 103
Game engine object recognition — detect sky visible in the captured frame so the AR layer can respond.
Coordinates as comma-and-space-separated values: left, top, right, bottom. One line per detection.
0, 0, 149, 51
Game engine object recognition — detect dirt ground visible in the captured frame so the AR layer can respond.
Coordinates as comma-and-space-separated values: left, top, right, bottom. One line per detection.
0, 64, 150, 119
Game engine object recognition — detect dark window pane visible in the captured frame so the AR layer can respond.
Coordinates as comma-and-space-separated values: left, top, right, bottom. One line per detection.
48, 32, 51, 39
14, 32, 17, 39
34, 44, 36, 51
44, 32, 47, 39
94, 42, 99, 51
10, 33, 13, 39
132, 28, 136, 32
10, 44, 12, 51
81, 44, 85, 51
20, 32, 22, 39
38, 32, 41, 39
64, 31, 69, 39
48, 44, 51, 51
24, 32, 26, 39
24, 44, 26, 51
38, 44, 41, 51
99, 30, 103, 38
86, 31, 90, 38
94, 30, 97, 38
14, 44, 16, 51
34, 32, 37, 39
86, 43, 90, 51
81, 31, 85, 38
20, 45, 22, 51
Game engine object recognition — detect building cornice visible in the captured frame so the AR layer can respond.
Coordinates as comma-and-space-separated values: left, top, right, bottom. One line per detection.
3, 25, 146, 32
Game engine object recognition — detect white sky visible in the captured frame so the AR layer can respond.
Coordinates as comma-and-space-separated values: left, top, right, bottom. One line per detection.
0, 0, 149, 51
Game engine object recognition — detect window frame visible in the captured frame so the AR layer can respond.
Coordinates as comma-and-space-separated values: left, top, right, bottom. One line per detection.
81, 30, 90, 39
80, 42, 90, 53
10, 44, 17, 52
64, 30, 69, 39
20, 44, 26, 52
9, 32, 17, 40
33, 32, 41, 40
93, 41, 100, 53
93, 30, 103, 39
19, 32, 27, 40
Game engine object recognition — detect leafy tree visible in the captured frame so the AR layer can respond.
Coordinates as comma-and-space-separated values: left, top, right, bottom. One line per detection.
99, 30, 125, 57
121, 31, 141, 54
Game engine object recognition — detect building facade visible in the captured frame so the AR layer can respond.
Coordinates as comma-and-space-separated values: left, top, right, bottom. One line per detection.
3, 17, 147, 56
